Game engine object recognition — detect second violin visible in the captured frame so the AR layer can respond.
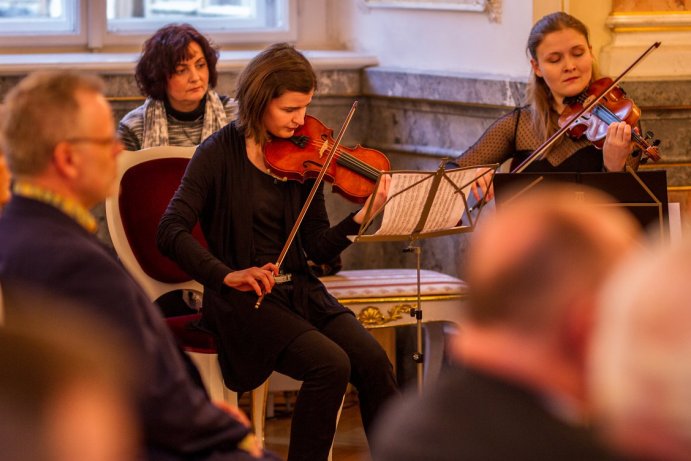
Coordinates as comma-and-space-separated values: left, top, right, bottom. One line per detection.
264, 115, 390, 204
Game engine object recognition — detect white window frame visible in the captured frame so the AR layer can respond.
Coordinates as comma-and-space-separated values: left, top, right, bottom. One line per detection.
0, 0, 297, 50
363, 0, 487, 11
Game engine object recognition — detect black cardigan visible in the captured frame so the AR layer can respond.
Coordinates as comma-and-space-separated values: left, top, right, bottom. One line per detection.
158, 121, 362, 391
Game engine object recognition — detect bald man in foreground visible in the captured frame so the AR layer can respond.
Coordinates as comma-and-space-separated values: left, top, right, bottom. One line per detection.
372, 185, 640, 461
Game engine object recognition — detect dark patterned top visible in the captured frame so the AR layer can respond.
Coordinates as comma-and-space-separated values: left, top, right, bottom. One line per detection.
455, 106, 641, 172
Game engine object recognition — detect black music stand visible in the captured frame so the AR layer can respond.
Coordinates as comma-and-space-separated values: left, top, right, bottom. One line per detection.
349, 161, 498, 391
493, 168, 669, 239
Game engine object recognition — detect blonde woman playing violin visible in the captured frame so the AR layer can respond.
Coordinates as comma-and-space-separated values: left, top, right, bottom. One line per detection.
455, 12, 640, 201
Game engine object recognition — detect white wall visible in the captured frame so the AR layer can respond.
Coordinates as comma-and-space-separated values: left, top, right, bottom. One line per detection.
296, 0, 536, 79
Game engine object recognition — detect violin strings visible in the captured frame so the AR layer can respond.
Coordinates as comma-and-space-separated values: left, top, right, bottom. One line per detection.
337, 155, 381, 180
298, 139, 383, 179
593, 105, 648, 147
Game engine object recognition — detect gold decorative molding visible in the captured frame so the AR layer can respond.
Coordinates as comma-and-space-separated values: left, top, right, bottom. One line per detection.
337, 293, 465, 305
640, 162, 691, 169
356, 304, 416, 326
107, 96, 145, 102
607, 11, 691, 32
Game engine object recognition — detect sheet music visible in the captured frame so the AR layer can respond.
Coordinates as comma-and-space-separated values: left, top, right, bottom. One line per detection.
375, 173, 431, 235
375, 168, 478, 236
422, 169, 476, 232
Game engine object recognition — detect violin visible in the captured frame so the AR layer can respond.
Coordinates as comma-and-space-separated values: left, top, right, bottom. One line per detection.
559, 77, 661, 162
264, 115, 390, 204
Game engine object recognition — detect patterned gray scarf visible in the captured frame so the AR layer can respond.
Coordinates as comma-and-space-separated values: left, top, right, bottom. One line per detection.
141, 89, 228, 148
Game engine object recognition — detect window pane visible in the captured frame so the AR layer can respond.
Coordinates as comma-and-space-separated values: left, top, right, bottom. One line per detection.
107, 0, 285, 32
0, 0, 76, 33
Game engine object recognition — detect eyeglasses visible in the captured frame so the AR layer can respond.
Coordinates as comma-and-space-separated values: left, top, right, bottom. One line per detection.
64, 136, 122, 147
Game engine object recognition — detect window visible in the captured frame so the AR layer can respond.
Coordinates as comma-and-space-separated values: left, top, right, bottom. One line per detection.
0, 0, 76, 34
0, 0, 295, 49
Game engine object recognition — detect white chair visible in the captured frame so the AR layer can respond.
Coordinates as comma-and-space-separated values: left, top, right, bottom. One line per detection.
105, 146, 268, 443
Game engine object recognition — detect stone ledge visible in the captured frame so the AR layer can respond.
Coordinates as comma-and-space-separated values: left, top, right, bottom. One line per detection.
363, 67, 527, 107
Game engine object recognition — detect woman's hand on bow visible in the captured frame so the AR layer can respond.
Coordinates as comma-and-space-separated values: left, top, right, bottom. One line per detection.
223, 263, 278, 296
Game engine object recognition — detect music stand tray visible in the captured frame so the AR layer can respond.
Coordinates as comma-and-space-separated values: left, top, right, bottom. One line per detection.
493, 169, 669, 238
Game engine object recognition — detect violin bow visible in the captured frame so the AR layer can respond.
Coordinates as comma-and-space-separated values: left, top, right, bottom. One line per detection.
255, 101, 359, 308
512, 41, 661, 173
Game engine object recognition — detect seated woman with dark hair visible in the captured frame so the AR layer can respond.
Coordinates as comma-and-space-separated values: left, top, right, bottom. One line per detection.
118, 23, 235, 151
117, 24, 236, 315
118, 23, 342, 282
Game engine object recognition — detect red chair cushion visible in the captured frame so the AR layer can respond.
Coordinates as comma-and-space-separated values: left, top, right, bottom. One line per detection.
165, 314, 217, 353
119, 158, 208, 283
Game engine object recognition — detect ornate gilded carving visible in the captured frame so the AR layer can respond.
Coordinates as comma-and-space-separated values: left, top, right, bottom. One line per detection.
486, 0, 502, 23
356, 303, 416, 326
613, 1, 691, 12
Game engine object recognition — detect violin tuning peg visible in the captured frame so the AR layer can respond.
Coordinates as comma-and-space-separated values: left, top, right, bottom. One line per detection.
653, 139, 661, 147
645, 130, 655, 140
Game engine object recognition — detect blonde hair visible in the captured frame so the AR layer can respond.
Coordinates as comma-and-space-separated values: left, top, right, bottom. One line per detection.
525, 12, 596, 143
1, 71, 104, 176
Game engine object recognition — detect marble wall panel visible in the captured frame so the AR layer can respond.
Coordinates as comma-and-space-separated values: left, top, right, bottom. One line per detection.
639, 111, 691, 166
364, 97, 510, 155
623, 80, 691, 106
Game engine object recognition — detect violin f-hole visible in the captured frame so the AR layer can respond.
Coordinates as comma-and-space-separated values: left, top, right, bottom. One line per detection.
303, 159, 324, 170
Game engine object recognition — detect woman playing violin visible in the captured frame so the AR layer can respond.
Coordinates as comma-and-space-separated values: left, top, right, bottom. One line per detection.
455, 12, 641, 198
157, 42, 397, 461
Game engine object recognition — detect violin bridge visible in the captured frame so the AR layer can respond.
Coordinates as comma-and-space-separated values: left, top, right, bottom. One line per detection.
319, 140, 329, 158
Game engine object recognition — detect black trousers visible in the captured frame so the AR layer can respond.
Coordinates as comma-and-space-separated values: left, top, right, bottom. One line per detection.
274, 312, 398, 461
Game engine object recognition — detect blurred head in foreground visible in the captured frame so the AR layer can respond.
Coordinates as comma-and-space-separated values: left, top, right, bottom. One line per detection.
0, 105, 10, 208
591, 239, 691, 461
0, 303, 139, 461
455, 184, 641, 409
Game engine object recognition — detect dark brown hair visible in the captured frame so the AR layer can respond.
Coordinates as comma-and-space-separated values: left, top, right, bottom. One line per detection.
135, 23, 219, 100
235, 42, 317, 145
